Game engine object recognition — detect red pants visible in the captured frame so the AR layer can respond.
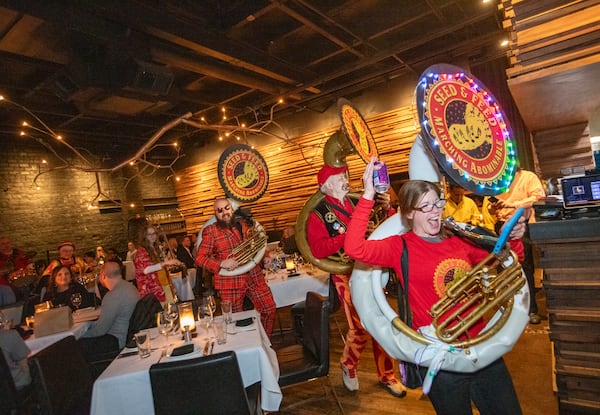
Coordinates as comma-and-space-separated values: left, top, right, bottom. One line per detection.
220, 274, 276, 338
332, 273, 397, 383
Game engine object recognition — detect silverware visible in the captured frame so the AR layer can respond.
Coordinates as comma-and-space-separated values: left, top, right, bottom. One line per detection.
209, 340, 215, 355
226, 328, 256, 335
117, 348, 158, 359
156, 349, 167, 364
202, 341, 209, 356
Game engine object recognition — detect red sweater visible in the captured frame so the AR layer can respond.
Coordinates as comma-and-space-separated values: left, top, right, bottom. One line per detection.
345, 197, 523, 332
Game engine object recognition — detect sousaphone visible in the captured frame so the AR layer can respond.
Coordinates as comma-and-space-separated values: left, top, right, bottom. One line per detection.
295, 98, 380, 274
350, 64, 529, 388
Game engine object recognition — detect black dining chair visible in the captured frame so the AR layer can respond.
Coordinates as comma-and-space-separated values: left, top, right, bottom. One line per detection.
276, 291, 345, 414
149, 351, 261, 415
28, 335, 93, 415
125, 293, 163, 348
0, 345, 35, 415
291, 276, 343, 343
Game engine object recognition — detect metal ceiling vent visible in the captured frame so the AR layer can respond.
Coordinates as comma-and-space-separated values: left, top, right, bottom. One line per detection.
127, 60, 174, 96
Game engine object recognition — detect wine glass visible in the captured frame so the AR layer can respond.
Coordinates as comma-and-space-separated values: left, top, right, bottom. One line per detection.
156, 311, 171, 349
70, 292, 83, 310
198, 299, 213, 340
164, 302, 179, 334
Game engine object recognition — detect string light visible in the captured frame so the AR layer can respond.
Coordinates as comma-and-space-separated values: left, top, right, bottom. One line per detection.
417, 67, 518, 194
1, 94, 187, 208
4, 92, 302, 207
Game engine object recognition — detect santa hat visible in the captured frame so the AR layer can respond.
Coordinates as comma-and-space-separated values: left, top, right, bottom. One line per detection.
317, 164, 348, 187
57, 240, 75, 251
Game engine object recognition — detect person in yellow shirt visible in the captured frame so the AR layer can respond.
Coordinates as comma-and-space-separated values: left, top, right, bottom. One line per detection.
490, 167, 545, 324
480, 196, 498, 232
443, 182, 480, 225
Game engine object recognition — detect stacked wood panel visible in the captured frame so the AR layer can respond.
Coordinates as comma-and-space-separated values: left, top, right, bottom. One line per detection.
500, 0, 599, 176
501, 0, 600, 78
530, 219, 600, 414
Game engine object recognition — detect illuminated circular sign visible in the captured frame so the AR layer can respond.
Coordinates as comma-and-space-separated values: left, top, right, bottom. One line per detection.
338, 98, 378, 164
218, 144, 269, 203
416, 64, 517, 195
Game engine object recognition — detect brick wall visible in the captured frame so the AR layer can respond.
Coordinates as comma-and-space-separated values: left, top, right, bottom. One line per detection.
0, 141, 176, 264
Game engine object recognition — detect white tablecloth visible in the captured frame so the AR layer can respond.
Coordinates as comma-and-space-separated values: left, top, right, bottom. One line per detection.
171, 273, 194, 302
267, 269, 329, 307
25, 320, 91, 356
91, 310, 282, 414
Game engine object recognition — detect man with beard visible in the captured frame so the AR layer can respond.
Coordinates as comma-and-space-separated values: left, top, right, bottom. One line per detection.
195, 198, 276, 337
307, 164, 406, 397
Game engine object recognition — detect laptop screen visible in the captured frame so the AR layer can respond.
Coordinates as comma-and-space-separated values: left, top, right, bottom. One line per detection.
561, 173, 600, 209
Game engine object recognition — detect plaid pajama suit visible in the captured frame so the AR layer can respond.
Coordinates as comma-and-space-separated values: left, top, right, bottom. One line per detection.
196, 220, 276, 337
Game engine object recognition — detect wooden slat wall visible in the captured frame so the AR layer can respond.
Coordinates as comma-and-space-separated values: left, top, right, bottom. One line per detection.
175, 106, 419, 235
501, 0, 600, 78
532, 122, 594, 178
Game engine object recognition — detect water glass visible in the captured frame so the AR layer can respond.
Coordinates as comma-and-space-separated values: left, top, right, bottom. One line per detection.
134, 330, 152, 358
198, 305, 212, 340
156, 312, 171, 349
213, 316, 227, 345
220, 300, 232, 324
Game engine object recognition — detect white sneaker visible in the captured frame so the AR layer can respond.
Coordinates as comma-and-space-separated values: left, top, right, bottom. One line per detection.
341, 364, 359, 391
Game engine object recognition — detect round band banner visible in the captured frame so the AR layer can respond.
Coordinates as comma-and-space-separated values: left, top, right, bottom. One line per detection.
337, 98, 378, 164
218, 144, 269, 203
415, 64, 517, 195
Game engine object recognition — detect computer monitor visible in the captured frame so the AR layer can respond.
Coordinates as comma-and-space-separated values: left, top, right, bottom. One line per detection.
561, 173, 600, 209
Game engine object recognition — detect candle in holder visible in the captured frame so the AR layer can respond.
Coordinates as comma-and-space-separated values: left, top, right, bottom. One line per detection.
285, 256, 296, 273
178, 301, 196, 332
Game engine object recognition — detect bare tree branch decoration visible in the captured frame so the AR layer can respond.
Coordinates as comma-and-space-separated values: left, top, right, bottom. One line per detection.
1, 96, 313, 208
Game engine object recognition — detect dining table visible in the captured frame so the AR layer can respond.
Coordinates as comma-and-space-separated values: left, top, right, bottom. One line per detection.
24, 306, 100, 355
90, 309, 282, 414
266, 267, 330, 308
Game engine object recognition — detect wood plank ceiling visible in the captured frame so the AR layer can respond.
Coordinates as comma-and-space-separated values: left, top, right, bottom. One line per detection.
0, 0, 509, 167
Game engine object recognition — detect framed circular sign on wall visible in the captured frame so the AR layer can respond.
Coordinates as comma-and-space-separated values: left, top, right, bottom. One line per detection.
218, 144, 269, 203
415, 63, 518, 195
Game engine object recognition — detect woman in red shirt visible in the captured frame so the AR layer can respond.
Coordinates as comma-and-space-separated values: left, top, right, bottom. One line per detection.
344, 158, 525, 415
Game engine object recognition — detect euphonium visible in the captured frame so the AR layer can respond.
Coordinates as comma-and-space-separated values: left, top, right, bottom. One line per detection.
225, 225, 268, 268
219, 218, 268, 277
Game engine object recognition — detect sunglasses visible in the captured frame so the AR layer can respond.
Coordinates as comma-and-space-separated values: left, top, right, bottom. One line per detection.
216, 205, 232, 214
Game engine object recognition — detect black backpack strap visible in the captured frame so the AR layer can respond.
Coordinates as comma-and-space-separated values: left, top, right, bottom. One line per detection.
397, 237, 412, 327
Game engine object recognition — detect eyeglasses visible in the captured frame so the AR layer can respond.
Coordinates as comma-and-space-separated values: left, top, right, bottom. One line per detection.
147, 231, 157, 236
414, 198, 447, 213
216, 205, 231, 214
